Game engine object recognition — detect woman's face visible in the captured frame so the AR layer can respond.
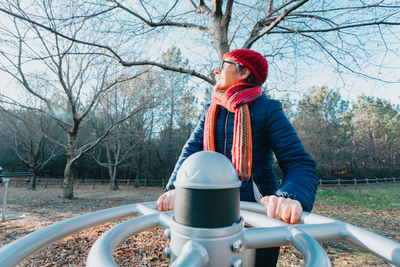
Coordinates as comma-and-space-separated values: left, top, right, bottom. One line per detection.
213, 57, 248, 92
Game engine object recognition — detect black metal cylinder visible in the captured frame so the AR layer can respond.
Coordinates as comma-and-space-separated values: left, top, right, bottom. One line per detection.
174, 187, 240, 228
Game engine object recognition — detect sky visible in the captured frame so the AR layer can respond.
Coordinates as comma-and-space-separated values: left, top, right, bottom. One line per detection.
164, 31, 400, 106
1, 33, 399, 107
1, 1, 400, 107
270, 63, 400, 105
2, 59, 399, 112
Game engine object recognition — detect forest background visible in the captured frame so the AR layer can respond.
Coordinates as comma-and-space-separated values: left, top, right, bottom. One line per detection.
0, 1, 399, 199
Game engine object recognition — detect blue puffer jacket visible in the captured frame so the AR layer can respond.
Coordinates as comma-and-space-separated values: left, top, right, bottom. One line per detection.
166, 94, 318, 212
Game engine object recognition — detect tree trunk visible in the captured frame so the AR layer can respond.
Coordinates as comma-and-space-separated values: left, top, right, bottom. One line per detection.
109, 166, 119, 190
137, 142, 144, 186
62, 133, 76, 199
211, 13, 229, 58
166, 85, 175, 178
62, 161, 75, 198
135, 111, 145, 188
147, 104, 154, 184
27, 169, 36, 190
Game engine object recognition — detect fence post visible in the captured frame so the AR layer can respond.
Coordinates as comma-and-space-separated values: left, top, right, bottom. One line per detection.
376, 177, 378, 184
384, 177, 387, 184
354, 178, 357, 188
337, 178, 340, 189
366, 178, 369, 187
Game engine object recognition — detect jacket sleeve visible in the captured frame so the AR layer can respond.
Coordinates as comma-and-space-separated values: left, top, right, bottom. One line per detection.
265, 100, 319, 212
165, 108, 207, 191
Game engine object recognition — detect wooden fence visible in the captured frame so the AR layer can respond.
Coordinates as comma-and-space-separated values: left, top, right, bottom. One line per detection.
1, 175, 399, 189
316, 176, 399, 188
1, 176, 168, 189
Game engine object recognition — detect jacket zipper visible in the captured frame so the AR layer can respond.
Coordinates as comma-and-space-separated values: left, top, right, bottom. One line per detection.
224, 111, 229, 155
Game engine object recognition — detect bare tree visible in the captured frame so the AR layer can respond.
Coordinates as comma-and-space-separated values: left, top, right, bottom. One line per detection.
159, 47, 191, 177
1, 0, 399, 90
91, 130, 138, 190
1, 0, 400, 186
90, 72, 158, 190
0, 109, 62, 189
0, 7, 149, 198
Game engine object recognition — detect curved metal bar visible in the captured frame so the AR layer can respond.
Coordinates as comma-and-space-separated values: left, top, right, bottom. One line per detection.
295, 223, 347, 241
243, 227, 291, 248
298, 212, 400, 266
241, 210, 287, 227
243, 226, 331, 266
344, 223, 400, 266
300, 210, 336, 224
1, 200, 399, 267
170, 241, 209, 267
243, 223, 345, 249
240, 201, 266, 214
240, 201, 335, 224
87, 212, 172, 267
0, 201, 157, 267
241, 202, 400, 266
243, 226, 332, 266
289, 227, 332, 267
136, 202, 159, 215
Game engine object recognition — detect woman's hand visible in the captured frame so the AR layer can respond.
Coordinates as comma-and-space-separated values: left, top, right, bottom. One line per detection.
156, 189, 175, 211
260, 195, 303, 224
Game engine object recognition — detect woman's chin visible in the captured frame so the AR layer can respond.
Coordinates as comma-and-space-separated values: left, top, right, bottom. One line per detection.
213, 84, 227, 93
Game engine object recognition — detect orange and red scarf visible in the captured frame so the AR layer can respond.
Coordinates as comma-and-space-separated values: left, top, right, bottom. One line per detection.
203, 83, 262, 180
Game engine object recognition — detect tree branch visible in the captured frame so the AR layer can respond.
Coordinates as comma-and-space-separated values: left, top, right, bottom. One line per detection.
78, 68, 151, 123
243, 0, 309, 48
110, 0, 210, 33
0, 7, 215, 85
283, 27, 400, 84
212, 0, 223, 17
121, 60, 214, 84
71, 100, 150, 164
269, 21, 400, 34
190, 0, 211, 14
223, 0, 234, 27
0, 105, 67, 149
266, 0, 274, 16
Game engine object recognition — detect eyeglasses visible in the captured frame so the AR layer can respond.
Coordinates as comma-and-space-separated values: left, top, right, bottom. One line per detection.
218, 60, 242, 71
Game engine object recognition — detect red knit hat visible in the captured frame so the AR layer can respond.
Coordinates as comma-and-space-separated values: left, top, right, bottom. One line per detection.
223, 49, 268, 86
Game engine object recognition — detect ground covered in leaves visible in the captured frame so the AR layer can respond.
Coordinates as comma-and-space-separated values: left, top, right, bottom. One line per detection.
1, 183, 399, 266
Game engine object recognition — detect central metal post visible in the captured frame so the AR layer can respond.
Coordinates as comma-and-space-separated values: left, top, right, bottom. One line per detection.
169, 151, 245, 266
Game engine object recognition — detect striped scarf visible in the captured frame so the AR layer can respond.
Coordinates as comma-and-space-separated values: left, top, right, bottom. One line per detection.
203, 83, 262, 180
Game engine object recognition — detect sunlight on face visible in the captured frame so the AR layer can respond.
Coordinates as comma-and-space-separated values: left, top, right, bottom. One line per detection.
213, 57, 244, 93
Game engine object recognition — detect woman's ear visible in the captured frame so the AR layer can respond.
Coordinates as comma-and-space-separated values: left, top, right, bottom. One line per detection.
240, 68, 251, 81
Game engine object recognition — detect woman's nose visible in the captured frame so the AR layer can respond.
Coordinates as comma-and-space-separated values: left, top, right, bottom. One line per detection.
214, 68, 221, 75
